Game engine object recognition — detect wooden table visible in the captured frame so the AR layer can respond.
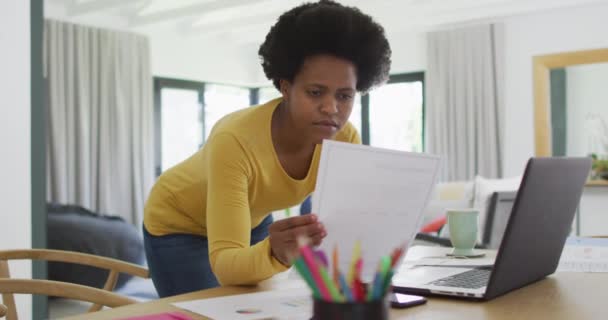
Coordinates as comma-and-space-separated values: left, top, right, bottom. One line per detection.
586, 179, 608, 187
64, 246, 608, 320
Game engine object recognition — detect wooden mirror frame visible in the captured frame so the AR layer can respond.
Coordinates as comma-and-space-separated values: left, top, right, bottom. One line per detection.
533, 48, 608, 186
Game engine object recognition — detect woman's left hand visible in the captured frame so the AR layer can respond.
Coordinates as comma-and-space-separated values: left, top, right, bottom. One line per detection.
268, 214, 326, 265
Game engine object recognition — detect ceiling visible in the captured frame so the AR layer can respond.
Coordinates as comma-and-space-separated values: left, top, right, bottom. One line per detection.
46, 0, 608, 47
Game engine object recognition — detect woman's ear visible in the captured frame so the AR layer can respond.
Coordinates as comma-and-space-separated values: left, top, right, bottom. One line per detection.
279, 79, 290, 102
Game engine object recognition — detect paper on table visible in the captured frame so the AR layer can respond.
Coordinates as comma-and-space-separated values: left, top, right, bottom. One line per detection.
118, 312, 193, 320
172, 288, 311, 320
399, 257, 495, 270
557, 244, 608, 273
312, 141, 441, 282
397, 246, 495, 271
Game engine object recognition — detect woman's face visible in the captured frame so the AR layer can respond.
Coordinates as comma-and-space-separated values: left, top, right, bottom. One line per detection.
280, 54, 357, 145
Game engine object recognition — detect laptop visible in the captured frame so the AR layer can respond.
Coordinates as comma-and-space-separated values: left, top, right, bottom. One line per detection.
392, 157, 591, 300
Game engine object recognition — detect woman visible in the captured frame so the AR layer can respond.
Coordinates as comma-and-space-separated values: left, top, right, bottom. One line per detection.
143, 0, 391, 297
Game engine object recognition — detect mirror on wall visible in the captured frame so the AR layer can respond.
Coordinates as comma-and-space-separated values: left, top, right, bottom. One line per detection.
549, 62, 608, 158
533, 48, 608, 185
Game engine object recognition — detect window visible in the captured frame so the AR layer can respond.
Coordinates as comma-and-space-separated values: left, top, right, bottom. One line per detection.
368, 76, 424, 152
160, 88, 204, 170
203, 84, 250, 139
350, 93, 363, 137
154, 79, 255, 175
154, 79, 204, 175
258, 86, 281, 104
354, 72, 425, 152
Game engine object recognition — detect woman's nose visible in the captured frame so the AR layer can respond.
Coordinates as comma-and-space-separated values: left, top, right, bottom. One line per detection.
319, 96, 338, 115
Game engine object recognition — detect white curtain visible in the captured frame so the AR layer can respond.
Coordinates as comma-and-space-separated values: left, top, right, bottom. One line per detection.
426, 24, 504, 181
44, 19, 154, 225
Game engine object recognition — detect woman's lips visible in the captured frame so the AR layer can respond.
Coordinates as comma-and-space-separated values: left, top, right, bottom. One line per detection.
314, 120, 339, 128
313, 121, 339, 134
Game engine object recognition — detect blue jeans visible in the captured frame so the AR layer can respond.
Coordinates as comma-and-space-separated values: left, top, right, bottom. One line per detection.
143, 214, 273, 298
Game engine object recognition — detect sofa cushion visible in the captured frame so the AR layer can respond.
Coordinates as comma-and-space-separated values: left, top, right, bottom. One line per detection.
421, 181, 474, 232
435, 181, 475, 202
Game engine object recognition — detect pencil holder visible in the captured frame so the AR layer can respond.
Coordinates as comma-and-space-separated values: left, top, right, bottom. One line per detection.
311, 297, 389, 320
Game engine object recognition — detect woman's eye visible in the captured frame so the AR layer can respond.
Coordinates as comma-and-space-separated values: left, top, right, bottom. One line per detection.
308, 90, 322, 97
338, 93, 353, 101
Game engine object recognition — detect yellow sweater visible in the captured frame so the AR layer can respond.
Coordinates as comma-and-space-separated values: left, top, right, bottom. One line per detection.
144, 98, 360, 285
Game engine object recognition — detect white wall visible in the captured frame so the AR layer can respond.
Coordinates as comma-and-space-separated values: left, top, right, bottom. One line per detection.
566, 63, 608, 157
385, 31, 428, 75
0, 1, 33, 319
150, 29, 259, 86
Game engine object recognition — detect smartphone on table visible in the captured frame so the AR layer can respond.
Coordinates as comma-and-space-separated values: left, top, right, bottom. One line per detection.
389, 293, 427, 309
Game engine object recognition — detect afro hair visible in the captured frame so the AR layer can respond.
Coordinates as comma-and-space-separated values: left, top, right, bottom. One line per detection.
258, 0, 392, 93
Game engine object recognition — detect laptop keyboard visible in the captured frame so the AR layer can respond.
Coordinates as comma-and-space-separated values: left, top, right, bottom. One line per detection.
427, 268, 491, 289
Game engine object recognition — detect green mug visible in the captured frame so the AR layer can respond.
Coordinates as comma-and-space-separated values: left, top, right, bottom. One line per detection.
447, 209, 479, 256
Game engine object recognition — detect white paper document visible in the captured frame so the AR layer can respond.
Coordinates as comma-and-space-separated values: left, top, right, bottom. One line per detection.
312, 140, 441, 281
172, 288, 311, 320
557, 244, 608, 273
398, 246, 496, 271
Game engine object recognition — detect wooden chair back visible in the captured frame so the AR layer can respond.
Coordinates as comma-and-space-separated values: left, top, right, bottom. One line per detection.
0, 302, 7, 318
0, 249, 149, 320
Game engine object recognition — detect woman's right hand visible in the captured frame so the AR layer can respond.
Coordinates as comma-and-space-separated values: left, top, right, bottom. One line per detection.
268, 214, 326, 266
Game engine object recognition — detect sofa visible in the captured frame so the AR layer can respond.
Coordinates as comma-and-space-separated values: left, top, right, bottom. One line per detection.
47, 203, 145, 289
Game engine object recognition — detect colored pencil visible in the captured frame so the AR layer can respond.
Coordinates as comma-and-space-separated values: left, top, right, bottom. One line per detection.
367, 272, 381, 301
347, 241, 361, 283
299, 245, 332, 300
332, 245, 341, 288
318, 263, 345, 302
293, 243, 403, 303
338, 272, 354, 302
314, 249, 329, 267
374, 256, 391, 300
390, 243, 406, 268
293, 259, 322, 299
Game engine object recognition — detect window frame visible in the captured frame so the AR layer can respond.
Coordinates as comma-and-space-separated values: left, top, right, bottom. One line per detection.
153, 77, 205, 176
361, 72, 425, 151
